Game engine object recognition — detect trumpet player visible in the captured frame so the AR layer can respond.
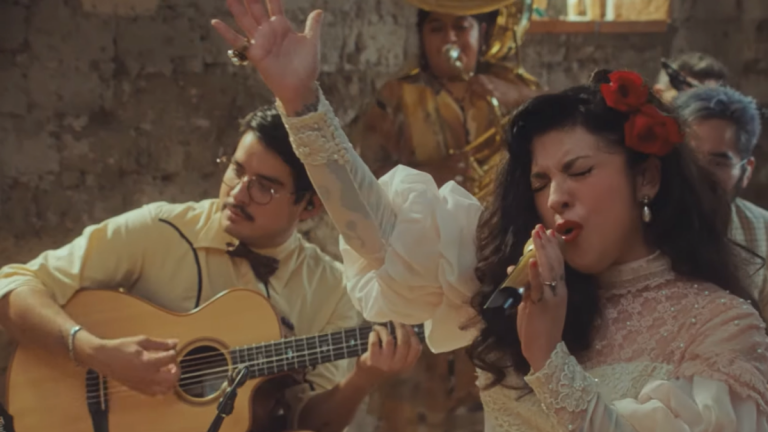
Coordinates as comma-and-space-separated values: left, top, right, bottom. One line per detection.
347, 0, 541, 192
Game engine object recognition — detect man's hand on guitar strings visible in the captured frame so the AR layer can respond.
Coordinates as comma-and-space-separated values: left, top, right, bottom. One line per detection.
353, 322, 422, 387
76, 332, 180, 396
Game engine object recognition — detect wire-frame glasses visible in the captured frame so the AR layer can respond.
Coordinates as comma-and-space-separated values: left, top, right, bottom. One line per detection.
217, 153, 292, 205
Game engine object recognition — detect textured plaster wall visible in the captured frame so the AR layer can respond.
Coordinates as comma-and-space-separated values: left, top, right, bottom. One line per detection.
1, 0, 767, 266
0, 0, 416, 265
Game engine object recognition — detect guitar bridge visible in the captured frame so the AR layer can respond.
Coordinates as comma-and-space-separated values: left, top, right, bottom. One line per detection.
85, 369, 109, 432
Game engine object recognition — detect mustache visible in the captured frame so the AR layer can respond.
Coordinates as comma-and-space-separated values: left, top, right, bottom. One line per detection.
223, 202, 254, 222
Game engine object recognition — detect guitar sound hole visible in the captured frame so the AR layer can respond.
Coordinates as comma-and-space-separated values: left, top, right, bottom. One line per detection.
178, 345, 229, 400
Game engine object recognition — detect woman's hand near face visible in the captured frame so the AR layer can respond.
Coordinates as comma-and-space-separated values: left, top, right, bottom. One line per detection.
468, 74, 539, 111
516, 224, 568, 373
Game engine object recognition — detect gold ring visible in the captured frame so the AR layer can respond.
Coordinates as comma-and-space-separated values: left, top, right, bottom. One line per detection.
227, 41, 250, 66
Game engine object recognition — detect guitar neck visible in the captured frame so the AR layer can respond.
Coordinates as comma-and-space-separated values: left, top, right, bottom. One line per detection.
230, 322, 426, 379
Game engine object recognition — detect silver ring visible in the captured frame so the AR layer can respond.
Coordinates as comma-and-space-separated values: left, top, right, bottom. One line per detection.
543, 281, 558, 295
227, 42, 250, 66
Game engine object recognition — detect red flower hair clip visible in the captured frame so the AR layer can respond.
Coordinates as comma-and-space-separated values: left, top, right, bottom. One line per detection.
600, 71, 682, 156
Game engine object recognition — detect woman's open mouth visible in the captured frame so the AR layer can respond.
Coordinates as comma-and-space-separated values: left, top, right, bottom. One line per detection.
555, 220, 583, 243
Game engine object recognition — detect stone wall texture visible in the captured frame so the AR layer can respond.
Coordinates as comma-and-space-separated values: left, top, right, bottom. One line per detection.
2, 0, 766, 268
0, 0, 766, 430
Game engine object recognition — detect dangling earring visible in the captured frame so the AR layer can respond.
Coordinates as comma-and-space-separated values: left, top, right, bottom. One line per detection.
641, 196, 652, 223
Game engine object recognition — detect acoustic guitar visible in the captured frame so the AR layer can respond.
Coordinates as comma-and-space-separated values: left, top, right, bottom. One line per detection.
5, 288, 425, 432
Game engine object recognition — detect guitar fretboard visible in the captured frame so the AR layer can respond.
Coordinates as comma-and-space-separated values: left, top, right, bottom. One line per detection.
230, 322, 425, 379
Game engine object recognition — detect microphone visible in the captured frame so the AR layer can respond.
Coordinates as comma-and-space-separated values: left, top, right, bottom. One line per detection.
207, 366, 250, 432
483, 234, 564, 311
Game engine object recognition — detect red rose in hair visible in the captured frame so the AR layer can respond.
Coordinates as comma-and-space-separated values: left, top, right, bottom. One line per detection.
624, 105, 683, 156
600, 71, 649, 112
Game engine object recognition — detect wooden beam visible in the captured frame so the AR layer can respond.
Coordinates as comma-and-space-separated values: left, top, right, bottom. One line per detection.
528, 20, 669, 34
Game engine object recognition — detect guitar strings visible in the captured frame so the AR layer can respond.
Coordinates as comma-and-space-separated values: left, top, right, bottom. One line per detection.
83, 325, 424, 384
172, 327, 375, 365
80, 326, 426, 403
84, 330, 373, 384
85, 341, 365, 392
81, 344, 369, 403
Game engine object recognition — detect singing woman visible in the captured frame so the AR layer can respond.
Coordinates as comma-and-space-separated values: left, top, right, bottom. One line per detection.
213, 0, 768, 430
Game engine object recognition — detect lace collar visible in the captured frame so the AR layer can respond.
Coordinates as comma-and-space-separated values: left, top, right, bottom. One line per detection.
597, 251, 676, 297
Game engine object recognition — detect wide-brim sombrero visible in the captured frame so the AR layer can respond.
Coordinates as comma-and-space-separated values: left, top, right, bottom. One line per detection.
404, 0, 519, 15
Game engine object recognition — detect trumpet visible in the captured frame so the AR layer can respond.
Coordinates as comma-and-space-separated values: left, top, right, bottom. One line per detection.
443, 44, 470, 80
441, 43, 507, 201
483, 235, 564, 311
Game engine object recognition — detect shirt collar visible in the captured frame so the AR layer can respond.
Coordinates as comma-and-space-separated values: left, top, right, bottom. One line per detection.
193, 199, 301, 259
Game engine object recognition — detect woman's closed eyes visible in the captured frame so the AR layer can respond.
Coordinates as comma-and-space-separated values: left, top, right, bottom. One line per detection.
531, 166, 594, 193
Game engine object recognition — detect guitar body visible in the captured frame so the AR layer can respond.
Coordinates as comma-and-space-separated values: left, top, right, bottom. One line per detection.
6, 289, 290, 432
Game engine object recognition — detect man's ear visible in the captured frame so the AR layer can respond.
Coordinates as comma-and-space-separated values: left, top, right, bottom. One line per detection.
298, 194, 323, 222
635, 157, 662, 201
742, 156, 756, 189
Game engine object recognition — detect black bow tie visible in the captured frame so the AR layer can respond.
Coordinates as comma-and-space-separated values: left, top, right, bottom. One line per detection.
226, 242, 280, 291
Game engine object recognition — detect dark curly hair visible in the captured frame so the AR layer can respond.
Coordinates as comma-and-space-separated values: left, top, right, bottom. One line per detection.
467, 69, 762, 388
239, 105, 314, 204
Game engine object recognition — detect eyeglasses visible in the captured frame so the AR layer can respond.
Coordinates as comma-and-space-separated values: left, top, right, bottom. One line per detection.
697, 154, 748, 174
217, 155, 293, 205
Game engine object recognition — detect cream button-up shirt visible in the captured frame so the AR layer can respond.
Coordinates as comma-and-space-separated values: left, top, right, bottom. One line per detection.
0, 198, 361, 423
730, 197, 768, 321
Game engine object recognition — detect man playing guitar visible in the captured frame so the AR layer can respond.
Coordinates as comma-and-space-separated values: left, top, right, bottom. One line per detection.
0, 105, 421, 432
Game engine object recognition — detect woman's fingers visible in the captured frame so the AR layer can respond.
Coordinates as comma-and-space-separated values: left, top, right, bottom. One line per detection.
226, 0, 261, 40
211, 19, 247, 49
266, 0, 285, 17
529, 224, 565, 304
245, 0, 270, 27
528, 258, 543, 304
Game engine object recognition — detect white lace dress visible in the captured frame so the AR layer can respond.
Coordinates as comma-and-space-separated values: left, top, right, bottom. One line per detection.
276, 89, 768, 431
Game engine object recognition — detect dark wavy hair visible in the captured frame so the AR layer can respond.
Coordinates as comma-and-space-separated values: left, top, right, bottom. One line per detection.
239, 105, 314, 204
467, 69, 762, 388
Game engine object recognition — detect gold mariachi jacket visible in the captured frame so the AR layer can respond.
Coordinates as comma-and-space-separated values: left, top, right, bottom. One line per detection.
347, 61, 539, 196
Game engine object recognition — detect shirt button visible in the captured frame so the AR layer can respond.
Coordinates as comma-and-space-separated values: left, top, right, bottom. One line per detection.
455, 175, 465, 183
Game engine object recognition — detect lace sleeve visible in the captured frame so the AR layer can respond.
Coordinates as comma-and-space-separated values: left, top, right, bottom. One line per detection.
276, 87, 483, 352
525, 342, 610, 431
524, 293, 768, 432
276, 87, 396, 266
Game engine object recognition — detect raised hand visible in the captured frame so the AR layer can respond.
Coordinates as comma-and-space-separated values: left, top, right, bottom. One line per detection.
211, 0, 323, 112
